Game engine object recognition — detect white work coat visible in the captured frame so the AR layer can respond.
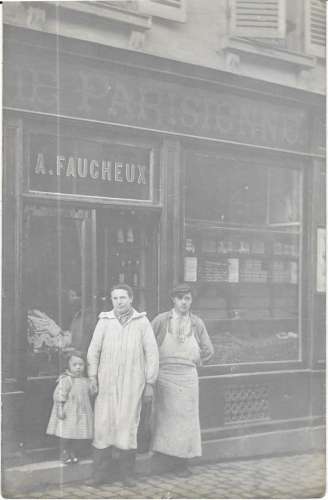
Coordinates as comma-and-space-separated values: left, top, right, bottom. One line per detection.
87, 309, 159, 450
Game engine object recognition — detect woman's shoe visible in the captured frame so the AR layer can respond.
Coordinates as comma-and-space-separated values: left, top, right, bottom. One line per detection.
176, 466, 192, 477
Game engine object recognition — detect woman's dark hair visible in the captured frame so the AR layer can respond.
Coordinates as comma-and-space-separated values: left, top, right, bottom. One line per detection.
110, 283, 134, 299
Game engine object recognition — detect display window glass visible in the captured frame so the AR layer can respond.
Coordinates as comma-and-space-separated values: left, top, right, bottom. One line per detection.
21, 204, 159, 377
22, 205, 96, 377
184, 153, 302, 365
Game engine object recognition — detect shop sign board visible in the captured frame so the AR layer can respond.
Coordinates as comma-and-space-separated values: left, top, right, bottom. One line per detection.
29, 133, 152, 201
5, 47, 309, 152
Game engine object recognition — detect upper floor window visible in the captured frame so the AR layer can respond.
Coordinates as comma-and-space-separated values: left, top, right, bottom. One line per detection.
137, 0, 186, 22
229, 0, 326, 58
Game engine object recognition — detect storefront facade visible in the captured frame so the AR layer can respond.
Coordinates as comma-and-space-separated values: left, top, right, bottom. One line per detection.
3, 21, 325, 462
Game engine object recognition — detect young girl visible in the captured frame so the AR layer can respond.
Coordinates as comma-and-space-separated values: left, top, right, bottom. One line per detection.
47, 350, 95, 464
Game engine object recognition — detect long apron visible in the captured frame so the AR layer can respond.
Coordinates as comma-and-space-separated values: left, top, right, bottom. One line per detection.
152, 330, 202, 458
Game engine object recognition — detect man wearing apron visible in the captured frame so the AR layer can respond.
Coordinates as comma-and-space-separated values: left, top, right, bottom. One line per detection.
151, 284, 214, 476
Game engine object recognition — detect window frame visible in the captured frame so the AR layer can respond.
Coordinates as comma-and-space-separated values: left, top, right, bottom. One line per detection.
137, 0, 186, 23
182, 147, 307, 376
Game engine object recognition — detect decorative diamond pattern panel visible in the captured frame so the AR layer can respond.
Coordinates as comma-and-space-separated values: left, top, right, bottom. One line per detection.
224, 384, 270, 423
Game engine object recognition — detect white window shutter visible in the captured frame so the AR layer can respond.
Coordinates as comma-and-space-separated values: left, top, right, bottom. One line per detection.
137, 0, 186, 22
230, 0, 286, 38
305, 0, 326, 58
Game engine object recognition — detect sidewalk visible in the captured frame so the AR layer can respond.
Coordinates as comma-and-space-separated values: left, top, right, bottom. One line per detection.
4, 452, 325, 499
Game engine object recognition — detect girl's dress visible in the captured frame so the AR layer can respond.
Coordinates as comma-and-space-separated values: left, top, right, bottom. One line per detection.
47, 371, 93, 440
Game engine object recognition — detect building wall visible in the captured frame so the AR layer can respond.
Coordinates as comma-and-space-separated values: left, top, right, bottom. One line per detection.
3, 1, 326, 94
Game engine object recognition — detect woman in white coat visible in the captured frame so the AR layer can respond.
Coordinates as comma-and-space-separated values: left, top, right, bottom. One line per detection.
87, 284, 159, 486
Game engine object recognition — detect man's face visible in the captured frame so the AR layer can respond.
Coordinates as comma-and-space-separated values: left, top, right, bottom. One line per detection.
172, 293, 192, 314
111, 289, 133, 313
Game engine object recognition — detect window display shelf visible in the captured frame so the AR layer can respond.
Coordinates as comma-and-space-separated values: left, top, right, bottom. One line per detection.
186, 219, 301, 235
199, 252, 299, 260
194, 315, 297, 322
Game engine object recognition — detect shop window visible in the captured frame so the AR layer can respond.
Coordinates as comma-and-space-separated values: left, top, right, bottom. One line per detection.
184, 154, 302, 365
228, 0, 326, 58
22, 206, 96, 377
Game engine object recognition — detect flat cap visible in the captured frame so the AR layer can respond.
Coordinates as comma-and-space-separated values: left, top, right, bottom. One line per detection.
170, 283, 192, 297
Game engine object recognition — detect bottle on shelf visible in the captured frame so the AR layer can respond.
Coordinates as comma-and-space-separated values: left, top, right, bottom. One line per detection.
118, 259, 126, 283
132, 259, 140, 288
184, 237, 197, 282
126, 226, 134, 244
117, 227, 124, 244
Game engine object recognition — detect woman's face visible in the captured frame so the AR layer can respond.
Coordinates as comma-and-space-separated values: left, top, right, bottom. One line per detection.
111, 289, 133, 314
173, 293, 192, 314
69, 356, 85, 376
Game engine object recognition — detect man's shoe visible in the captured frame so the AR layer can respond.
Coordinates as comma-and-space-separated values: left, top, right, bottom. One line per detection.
85, 476, 105, 487
121, 476, 137, 488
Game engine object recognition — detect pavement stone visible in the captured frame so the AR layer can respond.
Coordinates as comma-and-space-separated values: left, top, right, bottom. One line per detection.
5, 452, 325, 499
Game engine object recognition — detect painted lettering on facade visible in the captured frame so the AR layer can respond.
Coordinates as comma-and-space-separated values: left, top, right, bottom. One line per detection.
5, 50, 309, 151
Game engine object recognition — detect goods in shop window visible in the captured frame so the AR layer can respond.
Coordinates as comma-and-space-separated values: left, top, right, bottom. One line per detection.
194, 295, 228, 318
27, 309, 72, 352
185, 238, 196, 255
117, 227, 124, 244
290, 261, 298, 284
276, 331, 298, 340
216, 240, 227, 254
118, 259, 126, 283
126, 226, 134, 243
240, 259, 268, 282
274, 241, 298, 257
251, 240, 265, 254
132, 259, 140, 287
273, 242, 283, 255
199, 259, 228, 282
228, 258, 239, 283
201, 237, 216, 253
272, 260, 297, 283
184, 256, 198, 282
239, 241, 250, 254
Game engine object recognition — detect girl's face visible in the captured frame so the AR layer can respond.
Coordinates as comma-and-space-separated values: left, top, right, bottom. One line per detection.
68, 356, 85, 376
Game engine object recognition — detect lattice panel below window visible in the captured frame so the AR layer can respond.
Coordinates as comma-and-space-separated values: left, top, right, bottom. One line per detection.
224, 384, 270, 424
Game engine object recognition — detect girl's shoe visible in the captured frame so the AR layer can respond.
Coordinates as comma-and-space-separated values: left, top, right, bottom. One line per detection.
70, 451, 79, 464
61, 450, 72, 464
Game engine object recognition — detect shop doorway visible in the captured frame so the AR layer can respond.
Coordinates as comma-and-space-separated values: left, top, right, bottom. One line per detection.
97, 207, 159, 320
19, 203, 159, 452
